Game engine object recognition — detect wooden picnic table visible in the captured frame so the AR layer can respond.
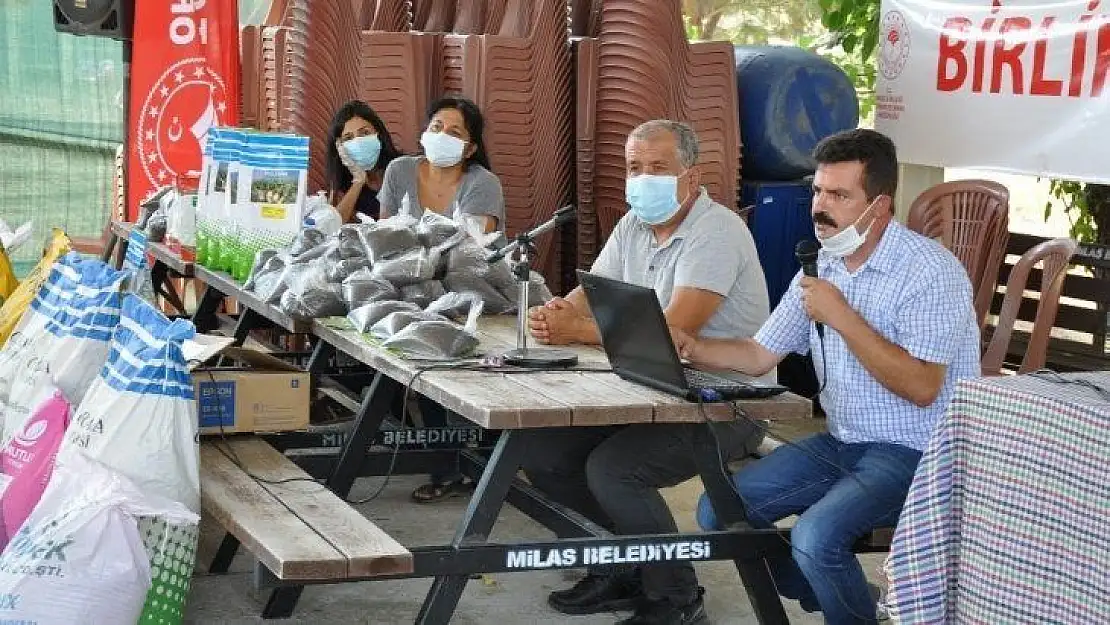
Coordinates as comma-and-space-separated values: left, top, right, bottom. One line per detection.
183, 257, 807, 625
313, 314, 811, 429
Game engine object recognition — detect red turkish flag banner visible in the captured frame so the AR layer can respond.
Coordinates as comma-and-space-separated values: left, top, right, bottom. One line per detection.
127, 0, 240, 220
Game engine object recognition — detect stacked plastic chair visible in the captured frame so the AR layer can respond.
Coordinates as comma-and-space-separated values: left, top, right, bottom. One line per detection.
585, 0, 741, 256
434, 0, 575, 292
360, 2, 442, 155
282, 1, 363, 191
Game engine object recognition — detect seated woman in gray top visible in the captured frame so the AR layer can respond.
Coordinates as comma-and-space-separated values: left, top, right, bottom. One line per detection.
377, 96, 505, 235
379, 96, 505, 504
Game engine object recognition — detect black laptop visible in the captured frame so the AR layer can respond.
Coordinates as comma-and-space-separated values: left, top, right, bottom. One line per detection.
578, 270, 788, 402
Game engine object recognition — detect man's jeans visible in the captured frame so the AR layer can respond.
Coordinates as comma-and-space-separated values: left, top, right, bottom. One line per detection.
697, 433, 921, 625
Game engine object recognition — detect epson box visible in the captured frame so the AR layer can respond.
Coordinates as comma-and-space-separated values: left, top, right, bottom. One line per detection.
184, 336, 309, 434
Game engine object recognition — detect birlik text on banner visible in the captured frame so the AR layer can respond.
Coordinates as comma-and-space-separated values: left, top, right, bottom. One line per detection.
876, 0, 1110, 183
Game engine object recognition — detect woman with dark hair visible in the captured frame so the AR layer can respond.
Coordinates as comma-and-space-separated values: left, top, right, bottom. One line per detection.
327, 100, 401, 222
379, 97, 504, 503
378, 96, 504, 234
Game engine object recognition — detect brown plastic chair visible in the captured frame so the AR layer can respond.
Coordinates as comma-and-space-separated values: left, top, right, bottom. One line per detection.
907, 180, 1011, 330
981, 237, 1079, 376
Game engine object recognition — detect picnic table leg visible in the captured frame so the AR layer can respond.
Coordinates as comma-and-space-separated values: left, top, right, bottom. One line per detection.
192, 284, 225, 333
215, 307, 261, 366
151, 261, 188, 315
415, 430, 526, 625
258, 370, 400, 619
693, 423, 790, 625
305, 339, 336, 374
208, 533, 241, 574
325, 370, 399, 497
100, 232, 120, 264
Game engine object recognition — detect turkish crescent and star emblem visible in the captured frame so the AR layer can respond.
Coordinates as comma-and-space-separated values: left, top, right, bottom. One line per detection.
137, 57, 230, 188
879, 10, 911, 80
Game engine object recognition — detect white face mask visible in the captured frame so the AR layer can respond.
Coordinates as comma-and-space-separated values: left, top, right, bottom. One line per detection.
815, 200, 878, 258
421, 131, 467, 168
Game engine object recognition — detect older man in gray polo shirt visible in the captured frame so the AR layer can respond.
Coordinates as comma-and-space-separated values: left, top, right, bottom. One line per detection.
522, 120, 769, 625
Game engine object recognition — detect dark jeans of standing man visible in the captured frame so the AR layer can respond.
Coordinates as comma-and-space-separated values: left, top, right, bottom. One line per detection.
520, 421, 762, 617
697, 433, 921, 625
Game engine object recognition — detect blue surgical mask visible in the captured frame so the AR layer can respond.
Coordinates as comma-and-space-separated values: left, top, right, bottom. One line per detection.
421, 131, 467, 168
344, 135, 381, 169
626, 173, 685, 225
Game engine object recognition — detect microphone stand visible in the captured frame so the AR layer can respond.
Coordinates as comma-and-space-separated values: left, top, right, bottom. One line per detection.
488, 206, 579, 368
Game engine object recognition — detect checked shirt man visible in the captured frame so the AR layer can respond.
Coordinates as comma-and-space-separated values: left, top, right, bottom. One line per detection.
674, 129, 981, 624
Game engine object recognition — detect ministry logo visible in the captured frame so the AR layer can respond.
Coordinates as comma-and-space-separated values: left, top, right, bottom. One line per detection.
136, 57, 231, 188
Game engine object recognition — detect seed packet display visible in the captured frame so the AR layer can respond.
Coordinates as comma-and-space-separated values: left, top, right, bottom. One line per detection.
203, 128, 242, 272
234, 132, 309, 282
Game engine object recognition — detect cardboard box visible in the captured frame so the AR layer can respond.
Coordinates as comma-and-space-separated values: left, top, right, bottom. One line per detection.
184, 336, 310, 434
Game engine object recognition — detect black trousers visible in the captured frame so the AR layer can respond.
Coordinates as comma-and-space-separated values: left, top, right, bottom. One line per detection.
520, 421, 762, 603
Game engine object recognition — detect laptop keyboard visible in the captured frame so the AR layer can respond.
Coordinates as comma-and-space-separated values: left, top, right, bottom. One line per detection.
683, 368, 750, 391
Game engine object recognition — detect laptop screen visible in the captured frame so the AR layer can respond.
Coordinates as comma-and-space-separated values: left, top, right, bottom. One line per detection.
578, 271, 689, 390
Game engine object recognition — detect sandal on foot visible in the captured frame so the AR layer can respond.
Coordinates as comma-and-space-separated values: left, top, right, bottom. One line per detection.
411, 477, 473, 503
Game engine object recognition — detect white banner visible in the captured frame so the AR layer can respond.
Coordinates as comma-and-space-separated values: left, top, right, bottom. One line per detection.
876, 0, 1110, 183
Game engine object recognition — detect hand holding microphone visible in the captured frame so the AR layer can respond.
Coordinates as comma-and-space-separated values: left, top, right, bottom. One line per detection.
795, 240, 825, 339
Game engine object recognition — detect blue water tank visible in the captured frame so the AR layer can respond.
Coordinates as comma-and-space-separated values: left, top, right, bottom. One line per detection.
743, 179, 816, 310
735, 46, 860, 181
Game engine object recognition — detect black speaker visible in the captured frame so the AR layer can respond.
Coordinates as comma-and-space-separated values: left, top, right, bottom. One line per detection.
53, 0, 133, 40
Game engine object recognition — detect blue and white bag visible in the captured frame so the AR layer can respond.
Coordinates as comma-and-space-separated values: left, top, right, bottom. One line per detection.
58, 294, 200, 625
0, 253, 125, 446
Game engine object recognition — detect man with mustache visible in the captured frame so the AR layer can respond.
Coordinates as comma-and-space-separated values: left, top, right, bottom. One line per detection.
674, 129, 981, 624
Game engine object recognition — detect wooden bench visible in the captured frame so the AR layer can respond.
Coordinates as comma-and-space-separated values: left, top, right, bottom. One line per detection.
200, 437, 413, 583
987, 233, 1110, 372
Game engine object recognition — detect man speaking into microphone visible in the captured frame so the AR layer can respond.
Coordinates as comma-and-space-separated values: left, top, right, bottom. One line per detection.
674, 129, 981, 624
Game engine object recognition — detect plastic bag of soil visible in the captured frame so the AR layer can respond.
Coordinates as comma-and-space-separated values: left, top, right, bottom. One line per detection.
326, 257, 373, 283
382, 320, 480, 359
249, 253, 293, 304
278, 264, 345, 320
369, 310, 447, 341
348, 300, 421, 334
399, 280, 446, 308
243, 248, 280, 291
294, 239, 337, 264
360, 215, 419, 262
341, 268, 400, 309
370, 248, 437, 286
443, 271, 513, 314
426, 291, 484, 321
415, 210, 460, 248
289, 227, 327, 256
384, 294, 482, 359
337, 224, 369, 259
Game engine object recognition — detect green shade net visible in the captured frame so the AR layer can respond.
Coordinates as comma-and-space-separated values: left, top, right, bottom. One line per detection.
0, 4, 123, 276
0, 0, 272, 277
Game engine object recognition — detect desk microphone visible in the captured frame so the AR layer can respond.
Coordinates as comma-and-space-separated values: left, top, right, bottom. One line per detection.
795, 239, 824, 340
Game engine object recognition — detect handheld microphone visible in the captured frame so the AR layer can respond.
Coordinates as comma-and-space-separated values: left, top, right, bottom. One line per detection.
795, 239, 824, 340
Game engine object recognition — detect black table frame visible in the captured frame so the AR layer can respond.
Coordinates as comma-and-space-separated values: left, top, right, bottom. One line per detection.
127, 249, 797, 624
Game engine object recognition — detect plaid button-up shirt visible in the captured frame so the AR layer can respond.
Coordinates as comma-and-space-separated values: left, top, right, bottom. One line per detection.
755, 221, 981, 450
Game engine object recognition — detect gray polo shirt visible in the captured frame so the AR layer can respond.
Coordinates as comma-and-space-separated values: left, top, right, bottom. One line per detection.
377, 155, 506, 227
590, 188, 769, 341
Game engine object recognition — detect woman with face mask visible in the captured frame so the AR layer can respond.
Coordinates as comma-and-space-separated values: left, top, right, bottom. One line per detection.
377, 96, 505, 237
378, 97, 504, 504
327, 100, 402, 222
